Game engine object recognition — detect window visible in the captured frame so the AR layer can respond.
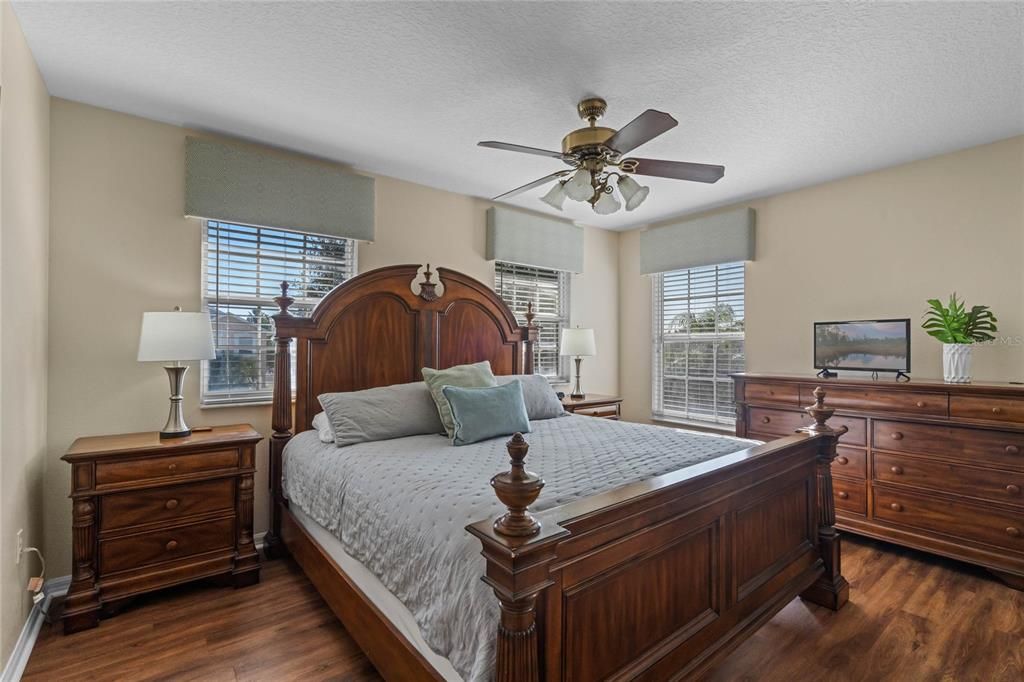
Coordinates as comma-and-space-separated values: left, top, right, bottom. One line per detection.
494, 262, 571, 381
652, 262, 745, 426
201, 220, 356, 405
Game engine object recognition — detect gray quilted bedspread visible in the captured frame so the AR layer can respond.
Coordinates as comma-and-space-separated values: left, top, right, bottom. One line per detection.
283, 415, 755, 681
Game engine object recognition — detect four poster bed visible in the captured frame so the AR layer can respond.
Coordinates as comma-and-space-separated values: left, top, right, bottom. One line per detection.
264, 264, 849, 681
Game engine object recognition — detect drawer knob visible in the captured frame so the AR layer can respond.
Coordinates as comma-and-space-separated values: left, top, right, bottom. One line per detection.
916, 401, 926, 408
836, 456, 849, 465
167, 463, 178, 472
761, 416, 771, 424
164, 498, 179, 510
837, 491, 849, 500
1007, 527, 1021, 538
1007, 484, 1021, 496
889, 503, 903, 512
1006, 445, 1021, 455
166, 540, 179, 551
993, 407, 1003, 414
890, 432, 904, 441
890, 466, 904, 475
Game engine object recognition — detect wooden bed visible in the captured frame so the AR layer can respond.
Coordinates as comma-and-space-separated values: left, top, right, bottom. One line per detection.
265, 264, 849, 681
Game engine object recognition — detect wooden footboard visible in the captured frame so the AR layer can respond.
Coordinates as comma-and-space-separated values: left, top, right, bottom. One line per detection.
468, 387, 849, 682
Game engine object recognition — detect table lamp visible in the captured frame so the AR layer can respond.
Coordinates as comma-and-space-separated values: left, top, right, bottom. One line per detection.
137, 307, 216, 438
560, 327, 597, 400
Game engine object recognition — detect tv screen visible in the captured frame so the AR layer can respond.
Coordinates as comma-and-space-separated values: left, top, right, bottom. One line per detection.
814, 319, 910, 372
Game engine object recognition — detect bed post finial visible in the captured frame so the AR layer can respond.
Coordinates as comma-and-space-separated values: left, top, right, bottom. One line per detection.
275, 281, 294, 316
491, 433, 544, 537
799, 386, 850, 610
522, 302, 538, 374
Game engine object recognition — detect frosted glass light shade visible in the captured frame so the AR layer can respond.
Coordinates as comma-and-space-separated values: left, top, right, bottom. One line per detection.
617, 174, 650, 211
138, 311, 216, 362
592, 190, 621, 215
564, 168, 594, 202
540, 181, 567, 210
560, 327, 597, 357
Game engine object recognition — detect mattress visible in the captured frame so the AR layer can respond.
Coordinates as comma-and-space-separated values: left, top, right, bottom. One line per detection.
283, 415, 755, 681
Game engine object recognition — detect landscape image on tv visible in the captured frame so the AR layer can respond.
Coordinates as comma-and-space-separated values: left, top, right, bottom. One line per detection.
814, 320, 909, 371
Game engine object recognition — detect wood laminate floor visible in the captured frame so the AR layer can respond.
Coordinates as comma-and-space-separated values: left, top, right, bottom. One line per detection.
25, 536, 1024, 681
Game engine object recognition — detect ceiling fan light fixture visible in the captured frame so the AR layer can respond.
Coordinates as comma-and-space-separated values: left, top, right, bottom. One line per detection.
592, 190, 621, 215
617, 174, 650, 211
540, 181, 568, 210
564, 168, 594, 202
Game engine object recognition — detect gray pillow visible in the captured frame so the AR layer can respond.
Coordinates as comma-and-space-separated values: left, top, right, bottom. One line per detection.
443, 381, 531, 446
494, 374, 566, 420
422, 361, 497, 438
318, 381, 444, 447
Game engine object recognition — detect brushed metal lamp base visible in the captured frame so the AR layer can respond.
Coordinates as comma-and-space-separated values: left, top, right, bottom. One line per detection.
160, 364, 192, 439
570, 357, 586, 400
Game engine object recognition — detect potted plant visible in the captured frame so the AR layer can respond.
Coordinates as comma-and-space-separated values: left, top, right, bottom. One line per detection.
922, 293, 997, 383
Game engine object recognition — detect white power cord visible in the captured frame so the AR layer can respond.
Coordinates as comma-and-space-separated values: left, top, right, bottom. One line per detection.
21, 547, 46, 604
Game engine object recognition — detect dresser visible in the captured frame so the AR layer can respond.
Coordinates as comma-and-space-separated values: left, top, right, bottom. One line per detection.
732, 373, 1024, 590
61, 424, 263, 633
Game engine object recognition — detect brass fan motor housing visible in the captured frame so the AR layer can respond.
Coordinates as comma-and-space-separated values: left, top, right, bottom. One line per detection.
562, 126, 615, 156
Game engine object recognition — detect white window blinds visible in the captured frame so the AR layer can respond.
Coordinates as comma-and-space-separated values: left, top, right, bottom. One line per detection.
201, 220, 356, 405
494, 262, 570, 381
652, 262, 745, 426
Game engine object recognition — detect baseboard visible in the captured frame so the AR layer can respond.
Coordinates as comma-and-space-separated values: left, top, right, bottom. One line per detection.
0, 533, 267, 682
1, 576, 71, 682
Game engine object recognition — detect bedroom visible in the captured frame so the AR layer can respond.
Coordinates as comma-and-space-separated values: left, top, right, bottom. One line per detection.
1, 1, 1022, 680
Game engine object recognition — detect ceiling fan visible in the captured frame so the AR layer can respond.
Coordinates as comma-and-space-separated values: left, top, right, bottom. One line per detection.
479, 97, 725, 215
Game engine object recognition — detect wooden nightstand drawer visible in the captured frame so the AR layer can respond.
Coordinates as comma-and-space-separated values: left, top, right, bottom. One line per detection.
95, 448, 239, 487
562, 394, 622, 419
100, 516, 235, 574
101, 478, 235, 531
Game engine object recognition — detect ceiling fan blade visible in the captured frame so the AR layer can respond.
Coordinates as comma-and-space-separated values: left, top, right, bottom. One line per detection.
626, 158, 725, 184
604, 110, 678, 155
492, 170, 570, 201
478, 141, 569, 160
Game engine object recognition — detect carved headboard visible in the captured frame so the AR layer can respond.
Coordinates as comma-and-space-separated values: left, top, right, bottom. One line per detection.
265, 264, 536, 550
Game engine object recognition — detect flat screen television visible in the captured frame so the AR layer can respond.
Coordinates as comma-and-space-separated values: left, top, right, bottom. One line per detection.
814, 319, 911, 373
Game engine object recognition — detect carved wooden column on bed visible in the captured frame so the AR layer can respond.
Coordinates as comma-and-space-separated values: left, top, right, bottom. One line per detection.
264, 282, 295, 559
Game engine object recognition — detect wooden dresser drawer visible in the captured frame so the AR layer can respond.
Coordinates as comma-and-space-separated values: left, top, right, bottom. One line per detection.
748, 407, 866, 446
744, 382, 799, 405
833, 446, 866, 480
95, 449, 239, 487
951, 395, 1024, 425
101, 478, 235, 531
873, 452, 1024, 506
833, 478, 866, 516
872, 420, 1024, 469
873, 485, 1024, 552
801, 385, 948, 418
99, 516, 235, 574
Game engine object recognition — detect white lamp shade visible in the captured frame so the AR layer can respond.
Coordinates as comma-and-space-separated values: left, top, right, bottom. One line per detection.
540, 181, 567, 210
564, 168, 594, 202
592, 190, 621, 215
138, 311, 216, 362
560, 327, 597, 357
617, 174, 650, 211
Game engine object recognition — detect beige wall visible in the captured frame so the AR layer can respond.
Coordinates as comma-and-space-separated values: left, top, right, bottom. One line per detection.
0, 0, 50, 664
620, 136, 1024, 423
45, 98, 619, 574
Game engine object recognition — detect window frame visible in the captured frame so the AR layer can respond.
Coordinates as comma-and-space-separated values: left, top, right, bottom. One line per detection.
651, 262, 745, 427
199, 219, 357, 407
493, 261, 571, 383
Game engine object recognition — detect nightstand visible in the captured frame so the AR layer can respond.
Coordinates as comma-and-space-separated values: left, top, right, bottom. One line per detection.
61, 424, 262, 634
561, 394, 623, 420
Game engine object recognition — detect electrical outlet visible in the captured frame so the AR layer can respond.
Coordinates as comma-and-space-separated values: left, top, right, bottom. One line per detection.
16, 529, 24, 564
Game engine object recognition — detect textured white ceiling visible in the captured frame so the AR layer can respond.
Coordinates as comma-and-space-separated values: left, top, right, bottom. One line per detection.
12, 1, 1024, 230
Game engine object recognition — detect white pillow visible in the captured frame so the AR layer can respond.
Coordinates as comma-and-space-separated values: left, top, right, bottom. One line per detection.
312, 412, 335, 443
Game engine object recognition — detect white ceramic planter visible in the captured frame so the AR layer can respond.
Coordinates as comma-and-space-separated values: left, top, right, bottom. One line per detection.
943, 343, 973, 383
